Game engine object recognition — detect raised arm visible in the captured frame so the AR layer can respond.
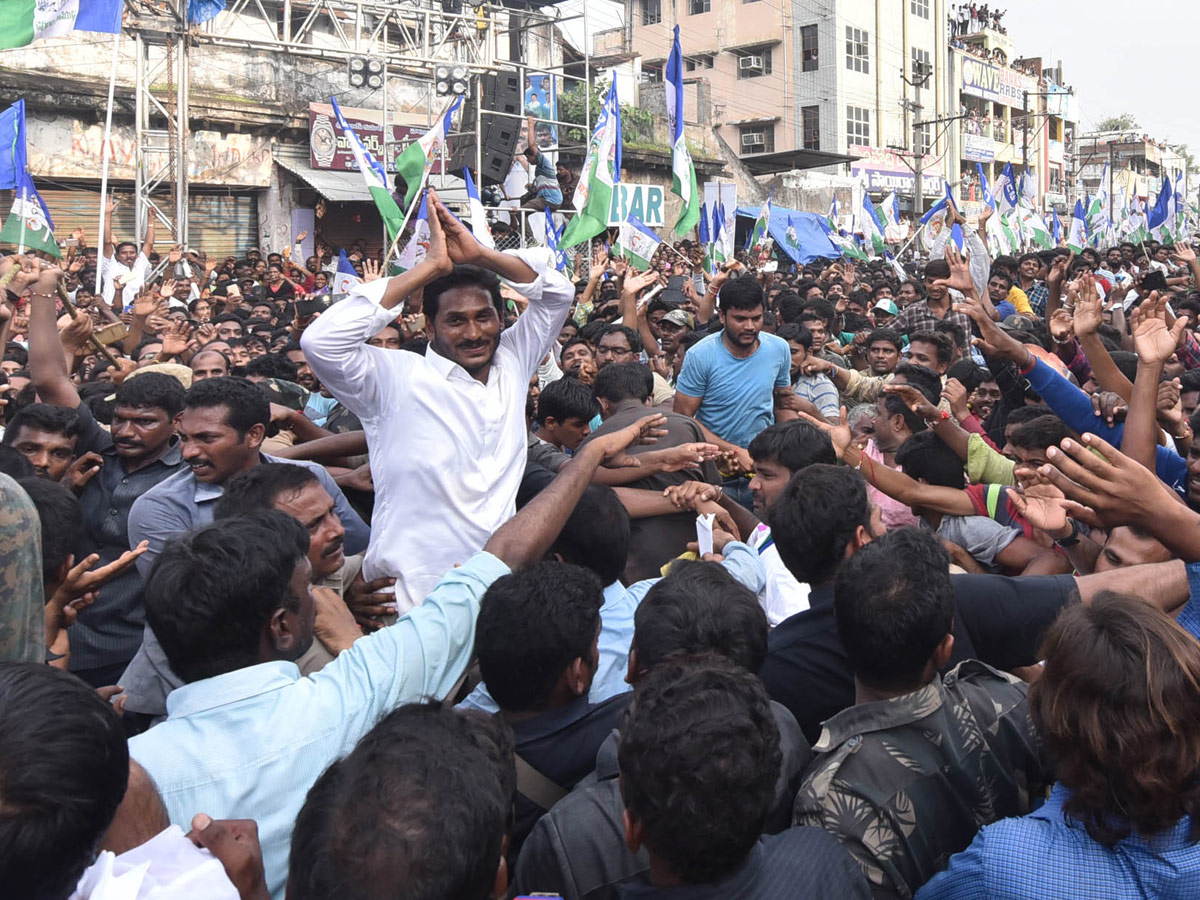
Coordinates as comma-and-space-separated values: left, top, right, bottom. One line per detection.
102, 196, 116, 259
1124, 293, 1187, 473
1073, 275, 1133, 399
26, 264, 82, 409
140, 214, 156, 260
487, 414, 668, 569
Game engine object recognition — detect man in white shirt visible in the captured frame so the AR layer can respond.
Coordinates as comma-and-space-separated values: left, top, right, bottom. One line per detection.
301, 189, 573, 610
101, 196, 155, 309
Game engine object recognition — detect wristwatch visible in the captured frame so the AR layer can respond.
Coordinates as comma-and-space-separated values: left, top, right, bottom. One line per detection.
1053, 519, 1081, 548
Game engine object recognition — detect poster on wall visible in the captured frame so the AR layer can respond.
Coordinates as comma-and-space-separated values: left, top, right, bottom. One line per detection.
524, 74, 558, 150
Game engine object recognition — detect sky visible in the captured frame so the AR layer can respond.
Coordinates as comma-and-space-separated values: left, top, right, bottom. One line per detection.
555, 0, 1200, 161
1002, 3, 1200, 157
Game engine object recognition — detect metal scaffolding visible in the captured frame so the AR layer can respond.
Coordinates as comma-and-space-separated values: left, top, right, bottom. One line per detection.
119, 0, 598, 249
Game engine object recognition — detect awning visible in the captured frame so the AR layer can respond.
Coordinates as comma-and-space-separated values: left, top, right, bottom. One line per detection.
739, 148, 860, 176
723, 37, 784, 54
275, 155, 373, 203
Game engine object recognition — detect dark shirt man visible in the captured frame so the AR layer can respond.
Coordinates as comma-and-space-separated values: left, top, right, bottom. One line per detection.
758, 465, 1077, 743
584, 362, 719, 581
515, 563, 810, 900
792, 529, 1048, 899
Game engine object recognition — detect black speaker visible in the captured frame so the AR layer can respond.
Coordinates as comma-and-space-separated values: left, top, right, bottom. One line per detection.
448, 70, 523, 185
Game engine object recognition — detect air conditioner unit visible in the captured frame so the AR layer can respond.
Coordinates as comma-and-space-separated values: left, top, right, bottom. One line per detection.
739, 55, 764, 71
741, 132, 766, 147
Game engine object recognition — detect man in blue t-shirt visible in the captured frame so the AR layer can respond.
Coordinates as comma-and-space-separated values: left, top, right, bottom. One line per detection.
674, 276, 793, 506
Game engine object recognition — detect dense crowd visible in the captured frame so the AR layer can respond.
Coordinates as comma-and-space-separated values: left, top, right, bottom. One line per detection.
3, 182, 1200, 900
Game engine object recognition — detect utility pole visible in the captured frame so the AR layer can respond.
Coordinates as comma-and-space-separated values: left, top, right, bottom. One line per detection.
1109, 141, 1115, 222
902, 61, 932, 219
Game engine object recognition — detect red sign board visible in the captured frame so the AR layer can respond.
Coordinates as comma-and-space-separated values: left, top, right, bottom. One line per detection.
308, 103, 444, 175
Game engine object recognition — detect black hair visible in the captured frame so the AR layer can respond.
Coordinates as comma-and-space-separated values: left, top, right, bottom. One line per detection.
748, 420, 835, 471
289, 703, 514, 900
0, 662, 129, 900
769, 464, 871, 585
799, 299, 836, 330
908, 330, 954, 367
3, 342, 29, 367
895, 430, 966, 489
547, 483, 631, 587
144, 510, 310, 683
946, 359, 987, 394
562, 334, 596, 358
1, 403, 81, 444
183, 376, 270, 437
834, 528, 955, 691
213, 313, 245, 328
18, 477, 81, 584
718, 276, 765, 313
775, 322, 812, 350
245, 352, 300, 382
475, 561, 603, 712
892, 362, 942, 404
678, 331, 706, 352
1108, 351, 1140, 384
778, 293, 806, 324
1179, 370, 1200, 394
1004, 404, 1052, 427
1009, 414, 1072, 451
925, 259, 950, 279
592, 362, 653, 404
213, 463, 320, 520
536, 377, 599, 426
866, 328, 902, 352
618, 656, 781, 884
988, 269, 1014, 289
633, 562, 768, 673
423, 265, 504, 324
599, 323, 643, 354
114, 371, 185, 417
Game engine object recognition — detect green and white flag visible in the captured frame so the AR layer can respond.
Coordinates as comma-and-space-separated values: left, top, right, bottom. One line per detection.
665, 26, 700, 236
394, 96, 463, 216
330, 97, 406, 245
1018, 202, 1053, 250
616, 215, 662, 269
860, 193, 887, 257
0, 0, 122, 50
746, 191, 773, 253
561, 74, 623, 248
1066, 200, 1089, 253
0, 175, 60, 258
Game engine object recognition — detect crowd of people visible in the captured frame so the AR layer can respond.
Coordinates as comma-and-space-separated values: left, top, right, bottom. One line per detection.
4, 178, 1200, 900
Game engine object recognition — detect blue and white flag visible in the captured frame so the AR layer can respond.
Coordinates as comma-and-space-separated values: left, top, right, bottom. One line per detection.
712, 202, 728, 269
881, 191, 900, 230
994, 163, 1019, 216
331, 250, 360, 295
0, 100, 28, 190
395, 193, 430, 273
0, 0, 122, 49
665, 26, 699, 235
617, 215, 662, 269
462, 168, 495, 250
1067, 199, 1090, 252
976, 163, 995, 210
1148, 177, 1172, 242
828, 196, 840, 231
561, 73, 622, 247
698, 201, 714, 275
545, 213, 568, 273
1052, 208, 1061, 245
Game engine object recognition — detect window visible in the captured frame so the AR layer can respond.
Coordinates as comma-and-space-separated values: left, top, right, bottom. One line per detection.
910, 48, 930, 85
910, 0, 929, 19
846, 105, 870, 146
802, 106, 820, 150
689, 0, 710, 14
739, 124, 774, 154
845, 27, 869, 73
641, 63, 664, 83
737, 46, 772, 78
915, 122, 932, 155
801, 25, 819, 72
684, 54, 714, 72
639, 0, 661, 25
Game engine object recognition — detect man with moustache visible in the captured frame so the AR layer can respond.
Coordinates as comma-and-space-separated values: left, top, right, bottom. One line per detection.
301, 189, 573, 611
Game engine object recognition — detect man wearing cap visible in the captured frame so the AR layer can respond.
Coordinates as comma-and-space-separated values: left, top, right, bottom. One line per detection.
872, 298, 899, 324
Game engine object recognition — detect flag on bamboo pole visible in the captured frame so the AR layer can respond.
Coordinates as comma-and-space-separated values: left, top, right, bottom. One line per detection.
462, 168, 495, 250
860, 193, 887, 257
616, 216, 662, 269
746, 191, 773, 252
330, 96, 405, 245
1148, 177, 1173, 244
0, 172, 60, 257
561, 74, 622, 248
394, 96, 463, 215
1067, 199, 1090, 253
665, 26, 699, 235
331, 251, 359, 295
0, 0, 122, 49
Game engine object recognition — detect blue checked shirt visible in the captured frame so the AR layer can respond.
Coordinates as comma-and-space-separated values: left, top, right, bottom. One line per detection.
917, 783, 1200, 899
1178, 562, 1200, 642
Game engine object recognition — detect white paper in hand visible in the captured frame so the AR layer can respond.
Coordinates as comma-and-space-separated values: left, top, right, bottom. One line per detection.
696, 512, 715, 558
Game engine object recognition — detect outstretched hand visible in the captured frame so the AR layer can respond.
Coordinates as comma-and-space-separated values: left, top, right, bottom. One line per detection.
1130, 291, 1187, 367
796, 405, 852, 459
588, 413, 670, 468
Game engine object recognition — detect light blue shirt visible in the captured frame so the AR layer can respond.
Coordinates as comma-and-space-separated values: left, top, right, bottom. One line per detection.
675, 331, 792, 449
458, 542, 767, 713
129, 550, 509, 900
304, 392, 340, 427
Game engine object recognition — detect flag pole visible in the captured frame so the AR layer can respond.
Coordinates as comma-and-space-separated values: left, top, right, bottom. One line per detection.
382, 95, 459, 266
95, 31, 121, 295
16, 186, 27, 255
